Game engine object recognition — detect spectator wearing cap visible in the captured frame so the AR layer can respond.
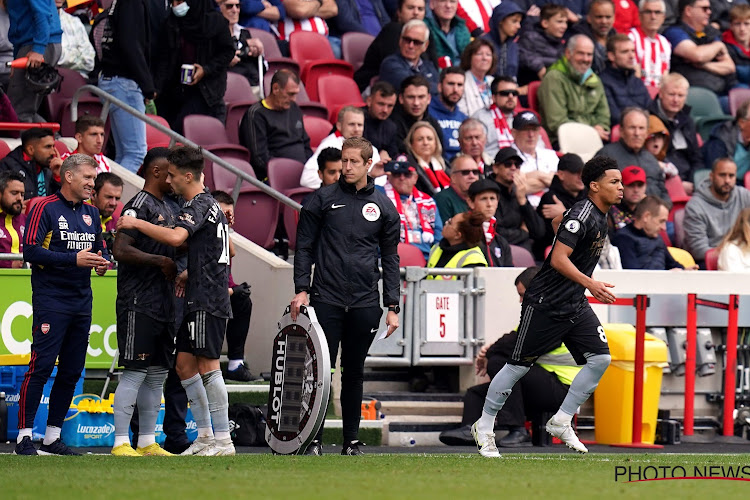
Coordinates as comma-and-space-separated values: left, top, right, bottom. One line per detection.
608, 165, 647, 233
596, 107, 671, 205
467, 177, 513, 266
0, 171, 26, 268
300, 106, 382, 189
435, 155, 481, 221
703, 100, 750, 180
471, 77, 520, 160
599, 34, 651, 126
538, 34, 611, 144
482, 1, 525, 81
423, 0, 471, 67
378, 157, 443, 259
684, 157, 750, 263
613, 195, 690, 269
644, 114, 681, 183
488, 147, 546, 252
457, 118, 493, 173
535, 153, 586, 256
511, 110, 559, 208
380, 19, 440, 97
428, 67, 468, 162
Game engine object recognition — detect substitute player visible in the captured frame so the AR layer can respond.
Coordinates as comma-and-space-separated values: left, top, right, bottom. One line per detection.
117, 146, 234, 456
110, 148, 178, 457
291, 137, 401, 456
472, 155, 623, 457
15, 154, 109, 455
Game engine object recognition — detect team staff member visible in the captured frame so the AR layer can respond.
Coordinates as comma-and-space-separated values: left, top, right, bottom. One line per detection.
118, 146, 234, 457
0, 172, 26, 268
291, 137, 401, 456
110, 148, 178, 457
15, 154, 109, 456
473, 155, 623, 458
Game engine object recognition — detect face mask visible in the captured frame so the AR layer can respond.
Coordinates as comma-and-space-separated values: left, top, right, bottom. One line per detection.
172, 2, 190, 17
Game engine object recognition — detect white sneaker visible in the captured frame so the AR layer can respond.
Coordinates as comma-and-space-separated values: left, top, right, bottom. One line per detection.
471, 421, 501, 458
180, 436, 215, 456
545, 417, 588, 454
210, 438, 236, 456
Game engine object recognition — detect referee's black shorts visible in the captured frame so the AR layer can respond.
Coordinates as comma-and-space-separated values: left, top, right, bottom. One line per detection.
117, 311, 176, 369
510, 304, 610, 366
176, 310, 227, 359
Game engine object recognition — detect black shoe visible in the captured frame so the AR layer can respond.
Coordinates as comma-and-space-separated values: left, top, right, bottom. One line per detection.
164, 441, 192, 455
498, 428, 532, 448
304, 440, 323, 455
341, 440, 365, 455
439, 425, 474, 446
13, 436, 37, 455
38, 438, 81, 456
225, 363, 263, 382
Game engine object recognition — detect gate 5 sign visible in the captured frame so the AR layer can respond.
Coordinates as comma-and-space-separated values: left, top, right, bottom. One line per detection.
425, 293, 459, 342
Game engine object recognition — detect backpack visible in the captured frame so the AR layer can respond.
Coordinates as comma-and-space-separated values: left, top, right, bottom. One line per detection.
228, 404, 269, 447
90, 0, 117, 64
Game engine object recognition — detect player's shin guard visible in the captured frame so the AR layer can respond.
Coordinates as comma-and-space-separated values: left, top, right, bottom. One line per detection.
201, 370, 230, 440
478, 364, 529, 432
113, 369, 147, 447
136, 367, 168, 447
560, 354, 611, 417
181, 373, 212, 438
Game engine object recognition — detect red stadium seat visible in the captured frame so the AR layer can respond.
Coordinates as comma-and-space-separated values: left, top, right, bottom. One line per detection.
647, 85, 659, 100
341, 32, 374, 72
59, 97, 105, 137
289, 31, 334, 68
705, 248, 719, 270
729, 87, 750, 116
54, 140, 69, 156
303, 115, 333, 150
302, 61, 354, 102
672, 207, 686, 248
317, 74, 364, 123
527, 81, 541, 113
610, 124, 620, 143
510, 244, 536, 267
225, 72, 258, 106
281, 187, 311, 250
267, 157, 304, 192
209, 157, 256, 194
225, 101, 256, 145
233, 185, 280, 249
146, 114, 172, 150
0, 140, 10, 160
183, 114, 250, 162
665, 175, 690, 204
398, 242, 426, 267
44, 67, 88, 122
248, 28, 300, 76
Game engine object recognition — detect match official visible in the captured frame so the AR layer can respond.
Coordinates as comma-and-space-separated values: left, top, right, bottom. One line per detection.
15, 154, 109, 455
291, 137, 401, 456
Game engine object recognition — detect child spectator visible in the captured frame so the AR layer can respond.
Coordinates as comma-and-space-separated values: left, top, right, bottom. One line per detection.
482, 1, 525, 84
723, 4, 750, 89
518, 4, 568, 86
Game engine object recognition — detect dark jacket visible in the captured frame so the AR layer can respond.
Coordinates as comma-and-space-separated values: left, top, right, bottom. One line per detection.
100, 0, 156, 98
482, 1, 525, 79
703, 119, 740, 171
379, 53, 440, 96
488, 172, 546, 252
238, 0, 285, 32
423, 13, 471, 67
665, 22, 736, 95
596, 140, 671, 207
647, 98, 703, 182
363, 107, 399, 158
599, 64, 651, 126
0, 147, 57, 200
479, 232, 514, 267
612, 223, 683, 270
228, 28, 261, 87
329, 0, 388, 38
517, 22, 565, 86
294, 176, 401, 308
153, 10, 235, 108
390, 103, 446, 155
536, 175, 586, 252
565, 21, 616, 75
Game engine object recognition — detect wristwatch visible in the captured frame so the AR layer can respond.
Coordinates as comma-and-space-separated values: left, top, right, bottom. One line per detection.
388, 305, 400, 314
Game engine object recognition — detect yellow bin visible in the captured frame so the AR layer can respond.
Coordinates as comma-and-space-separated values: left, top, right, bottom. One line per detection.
594, 323, 668, 445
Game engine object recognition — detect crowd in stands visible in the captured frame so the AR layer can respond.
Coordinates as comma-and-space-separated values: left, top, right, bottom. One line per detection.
3, 0, 750, 271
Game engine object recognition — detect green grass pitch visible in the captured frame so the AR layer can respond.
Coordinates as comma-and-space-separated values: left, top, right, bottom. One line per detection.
2, 453, 748, 499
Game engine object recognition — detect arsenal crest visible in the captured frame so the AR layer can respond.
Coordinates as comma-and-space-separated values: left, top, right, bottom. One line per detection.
82, 214, 93, 226
41, 323, 50, 334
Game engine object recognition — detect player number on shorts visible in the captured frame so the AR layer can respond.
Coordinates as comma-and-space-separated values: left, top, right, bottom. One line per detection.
597, 326, 607, 343
217, 222, 230, 264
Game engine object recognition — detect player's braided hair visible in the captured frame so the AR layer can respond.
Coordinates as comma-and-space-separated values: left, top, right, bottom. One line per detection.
582, 155, 618, 189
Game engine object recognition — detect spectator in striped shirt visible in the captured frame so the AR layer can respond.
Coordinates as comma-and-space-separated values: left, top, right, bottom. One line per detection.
0, 171, 25, 268
60, 115, 110, 174
277, 0, 339, 55
628, 0, 671, 89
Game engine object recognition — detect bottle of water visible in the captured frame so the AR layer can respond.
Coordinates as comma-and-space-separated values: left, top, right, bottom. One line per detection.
0, 392, 7, 443
399, 435, 416, 447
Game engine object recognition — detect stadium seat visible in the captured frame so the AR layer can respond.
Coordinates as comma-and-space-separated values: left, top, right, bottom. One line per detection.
302, 62, 355, 102
527, 81, 541, 113
646, 85, 659, 100
668, 247, 696, 269
146, 114, 173, 150
247, 28, 300, 81
687, 86, 725, 120
267, 157, 305, 193
225, 72, 258, 106
44, 67, 89, 122
0, 140, 10, 160
665, 175, 690, 204
510, 244, 536, 267
610, 124, 620, 143
59, 96, 105, 137
317, 74, 365, 123
183, 114, 250, 162
557, 123, 603, 163
233, 185, 280, 249
209, 157, 256, 194
398, 242, 427, 267
745, 170, 750, 188
288, 31, 354, 100
672, 206, 685, 248
303, 115, 332, 150
704, 247, 719, 270
225, 102, 256, 144
341, 32, 374, 72
25, 196, 46, 214
538, 126, 553, 150
54, 140, 69, 156
728, 87, 750, 116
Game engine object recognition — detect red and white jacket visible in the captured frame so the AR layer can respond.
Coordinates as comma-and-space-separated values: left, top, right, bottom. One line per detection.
60, 150, 110, 174
628, 27, 671, 89
277, 16, 329, 41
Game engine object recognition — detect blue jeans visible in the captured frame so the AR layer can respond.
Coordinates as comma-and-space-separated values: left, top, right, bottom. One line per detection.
98, 76, 147, 173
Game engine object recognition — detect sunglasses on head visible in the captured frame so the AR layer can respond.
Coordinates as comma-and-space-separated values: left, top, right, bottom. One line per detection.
401, 36, 425, 46
456, 169, 481, 176
495, 89, 519, 97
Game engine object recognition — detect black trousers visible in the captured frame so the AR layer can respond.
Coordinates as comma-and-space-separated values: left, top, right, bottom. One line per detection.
226, 293, 253, 360
311, 301, 382, 443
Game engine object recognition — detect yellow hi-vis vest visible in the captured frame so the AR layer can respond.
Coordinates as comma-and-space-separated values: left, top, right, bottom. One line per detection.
426, 244, 488, 280
537, 345, 581, 386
